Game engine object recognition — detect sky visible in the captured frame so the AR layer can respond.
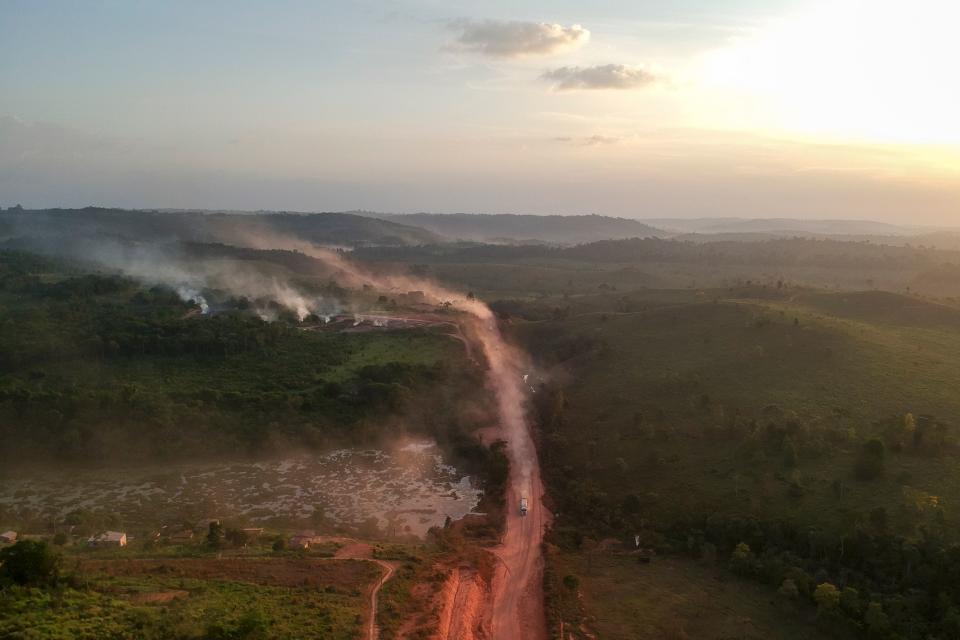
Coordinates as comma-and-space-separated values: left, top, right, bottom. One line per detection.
1, 0, 959, 223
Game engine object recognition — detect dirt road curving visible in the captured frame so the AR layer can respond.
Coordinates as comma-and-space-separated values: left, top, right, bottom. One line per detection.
330, 540, 396, 640
487, 424, 550, 639
222, 238, 549, 639
366, 559, 395, 640
334, 312, 550, 640
466, 317, 552, 640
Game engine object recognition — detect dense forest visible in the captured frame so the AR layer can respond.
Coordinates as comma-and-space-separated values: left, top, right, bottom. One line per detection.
506, 283, 960, 640
7, 211, 960, 638
371, 212, 667, 244
0, 207, 439, 247
356, 236, 960, 270
0, 250, 487, 464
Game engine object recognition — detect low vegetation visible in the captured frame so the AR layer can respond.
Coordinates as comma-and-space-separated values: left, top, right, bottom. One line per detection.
9, 212, 960, 639
0, 250, 487, 464
544, 547, 829, 640
0, 540, 379, 640
500, 284, 960, 639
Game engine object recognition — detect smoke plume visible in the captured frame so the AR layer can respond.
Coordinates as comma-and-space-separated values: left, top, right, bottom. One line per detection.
233, 231, 537, 490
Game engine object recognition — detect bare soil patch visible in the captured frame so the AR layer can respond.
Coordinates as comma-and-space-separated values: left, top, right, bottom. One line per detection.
129, 590, 189, 604
82, 557, 377, 590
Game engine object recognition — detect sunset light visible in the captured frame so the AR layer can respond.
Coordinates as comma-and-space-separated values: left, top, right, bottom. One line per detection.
701, 0, 960, 144
4, 6, 960, 636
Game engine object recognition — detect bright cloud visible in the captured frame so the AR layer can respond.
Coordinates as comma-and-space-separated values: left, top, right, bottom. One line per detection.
450, 19, 589, 57
554, 135, 621, 146
542, 64, 659, 90
698, 0, 960, 144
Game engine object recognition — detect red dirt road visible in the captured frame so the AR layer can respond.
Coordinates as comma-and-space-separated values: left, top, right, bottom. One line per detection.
469, 317, 552, 640
224, 240, 550, 639
348, 312, 550, 640
487, 432, 550, 639
331, 540, 395, 640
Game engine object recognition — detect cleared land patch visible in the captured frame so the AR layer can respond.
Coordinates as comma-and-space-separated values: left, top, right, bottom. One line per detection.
546, 551, 829, 640
0, 557, 380, 640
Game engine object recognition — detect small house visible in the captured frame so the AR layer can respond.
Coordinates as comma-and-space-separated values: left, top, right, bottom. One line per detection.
289, 531, 324, 549
289, 535, 313, 549
88, 531, 127, 547
169, 530, 195, 543
194, 518, 222, 532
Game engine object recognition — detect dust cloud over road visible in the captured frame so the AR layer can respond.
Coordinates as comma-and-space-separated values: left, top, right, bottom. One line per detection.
465, 318, 551, 640
278, 241, 551, 639
114, 232, 551, 639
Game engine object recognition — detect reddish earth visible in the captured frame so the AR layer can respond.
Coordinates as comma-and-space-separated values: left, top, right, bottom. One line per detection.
253, 237, 552, 639
437, 567, 487, 640
432, 424, 550, 640
366, 560, 395, 640
86, 551, 396, 639
327, 538, 397, 640
313, 306, 551, 640
486, 430, 551, 640
322, 309, 551, 640
435, 314, 551, 640
130, 590, 189, 604
82, 557, 377, 588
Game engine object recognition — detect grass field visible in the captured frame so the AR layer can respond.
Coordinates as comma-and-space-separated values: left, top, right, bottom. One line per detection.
545, 550, 830, 640
0, 252, 486, 463
56, 327, 463, 399
511, 286, 960, 540
0, 557, 380, 640
364, 255, 919, 300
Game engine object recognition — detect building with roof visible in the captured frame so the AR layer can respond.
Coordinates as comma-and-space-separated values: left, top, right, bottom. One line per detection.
88, 531, 127, 546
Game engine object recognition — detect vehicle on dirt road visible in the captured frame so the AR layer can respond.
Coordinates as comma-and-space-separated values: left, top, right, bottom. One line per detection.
519, 497, 528, 516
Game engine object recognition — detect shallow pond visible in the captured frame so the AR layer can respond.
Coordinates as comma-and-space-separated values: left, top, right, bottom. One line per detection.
0, 442, 482, 538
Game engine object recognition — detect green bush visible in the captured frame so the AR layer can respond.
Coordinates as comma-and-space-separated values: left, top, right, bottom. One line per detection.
0, 540, 61, 587
855, 439, 885, 480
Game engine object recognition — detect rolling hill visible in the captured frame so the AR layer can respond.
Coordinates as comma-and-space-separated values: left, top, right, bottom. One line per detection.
369, 213, 668, 244
0, 207, 440, 247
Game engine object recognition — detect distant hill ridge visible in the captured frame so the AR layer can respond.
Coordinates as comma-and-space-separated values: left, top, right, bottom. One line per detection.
368, 212, 668, 244
644, 217, 924, 236
0, 207, 440, 247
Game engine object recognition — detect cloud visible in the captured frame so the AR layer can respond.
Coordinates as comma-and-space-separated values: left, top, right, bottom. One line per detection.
554, 135, 621, 146
542, 64, 659, 90
450, 19, 589, 58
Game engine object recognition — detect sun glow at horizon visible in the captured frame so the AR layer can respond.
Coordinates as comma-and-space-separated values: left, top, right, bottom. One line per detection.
699, 0, 960, 147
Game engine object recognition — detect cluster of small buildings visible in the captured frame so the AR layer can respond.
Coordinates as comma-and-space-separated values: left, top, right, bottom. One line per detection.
289, 530, 326, 549
0, 518, 271, 550
0, 529, 129, 547
157, 519, 263, 546
87, 531, 127, 547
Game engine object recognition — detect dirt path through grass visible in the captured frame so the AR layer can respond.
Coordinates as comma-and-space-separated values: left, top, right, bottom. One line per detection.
330, 539, 397, 640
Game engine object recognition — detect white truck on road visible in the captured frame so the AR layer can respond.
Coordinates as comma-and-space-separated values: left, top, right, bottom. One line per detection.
519, 497, 528, 516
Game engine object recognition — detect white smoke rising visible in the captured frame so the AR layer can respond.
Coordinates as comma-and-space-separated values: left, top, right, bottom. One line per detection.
12, 218, 545, 633
215, 233, 546, 638
175, 286, 209, 314
14, 222, 536, 491
20, 235, 341, 321
230, 232, 538, 491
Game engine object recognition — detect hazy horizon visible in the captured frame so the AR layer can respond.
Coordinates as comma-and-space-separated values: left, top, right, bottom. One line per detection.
7, 4, 960, 638
0, 205, 953, 233
3, 0, 959, 224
